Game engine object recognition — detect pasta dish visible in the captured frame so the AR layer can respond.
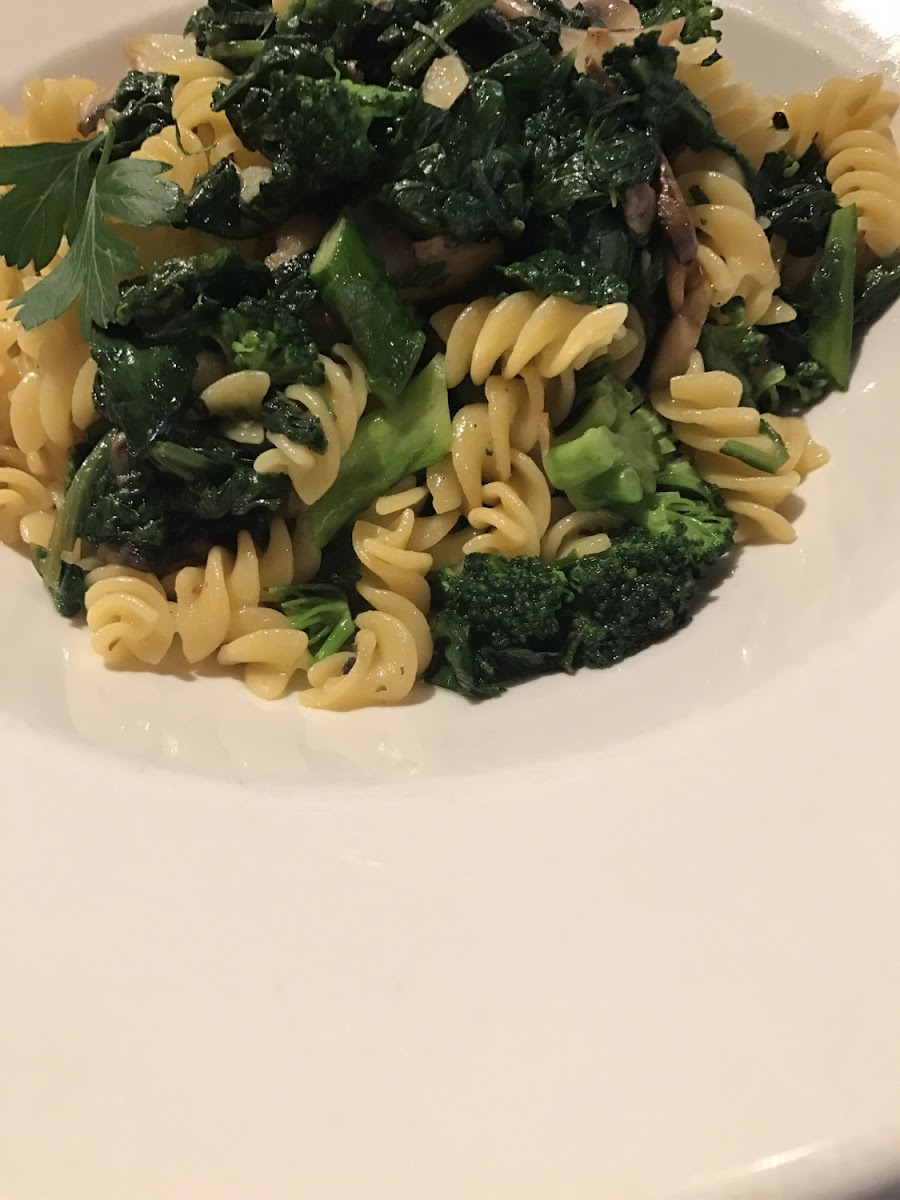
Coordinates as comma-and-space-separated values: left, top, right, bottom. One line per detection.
0, 0, 897, 709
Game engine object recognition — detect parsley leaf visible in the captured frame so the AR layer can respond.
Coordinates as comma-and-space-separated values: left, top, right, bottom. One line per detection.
0, 138, 98, 270
0, 133, 181, 337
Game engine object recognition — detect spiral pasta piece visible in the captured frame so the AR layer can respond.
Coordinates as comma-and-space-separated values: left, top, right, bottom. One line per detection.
677, 161, 788, 325
302, 509, 433, 711
172, 75, 264, 170
19, 77, 99, 142
124, 33, 231, 85
254, 346, 368, 505
433, 293, 631, 387
825, 131, 900, 257
675, 39, 789, 167
780, 75, 900, 255
652, 353, 829, 543
133, 125, 212, 194
780, 74, 898, 160
0, 467, 52, 545
541, 500, 618, 562
85, 568, 177, 665
465, 452, 552, 558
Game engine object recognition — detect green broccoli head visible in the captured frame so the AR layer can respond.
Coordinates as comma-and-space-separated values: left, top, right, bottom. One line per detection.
543, 376, 675, 511
429, 554, 571, 698
213, 252, 324, 387
777, 359, 832, 410
217, 303, 323, 386
428, 487, 735, 697
219, 44, 413, 202
560, 527, 699, 671
624, 490, 736, 566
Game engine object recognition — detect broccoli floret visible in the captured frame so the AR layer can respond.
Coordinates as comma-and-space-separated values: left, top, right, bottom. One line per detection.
216, 303, 323, 386
560, 527, 699, 670
543, 375, 675, 510
622, 489, 736, 566
275, 584, 356, 660
208, 252, 324, 386
428, 491, 735, 698
777, 359, 832, 410
429, 554, 571, 698
217, 44, 413, 203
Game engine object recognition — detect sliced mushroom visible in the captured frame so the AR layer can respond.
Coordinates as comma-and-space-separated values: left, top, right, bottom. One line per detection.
656, 156, 699, 266
405, 236, 502, 300
651, 259, 712, 389
624, 182, 657, 239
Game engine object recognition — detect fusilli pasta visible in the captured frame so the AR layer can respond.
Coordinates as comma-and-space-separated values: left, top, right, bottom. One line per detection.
781, 74, 900, 255
302, 508, 432, 710
433, 294, 631, 386
652, 353, 829, 543
254, 345, 368, 505
676, 157, 791, 325
675, 38, 789, 167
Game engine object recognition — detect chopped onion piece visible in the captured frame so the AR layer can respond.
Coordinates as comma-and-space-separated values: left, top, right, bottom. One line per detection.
422, 55, 469, 111
239, 165, 273, 205
582, 0, 642, 30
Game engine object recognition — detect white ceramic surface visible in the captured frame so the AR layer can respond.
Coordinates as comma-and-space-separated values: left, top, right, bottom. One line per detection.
1, 3, 900, 1197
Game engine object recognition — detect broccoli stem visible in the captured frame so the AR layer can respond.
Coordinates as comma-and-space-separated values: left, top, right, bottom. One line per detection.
310, 355, 451, 547
310, 216, 426, 407
809, 203, 858, 390
209, 39, 268, 65
277, 585, 356, 660
41, 431, 115, 591
721, 419, 789, 474
392, 0, 495, 82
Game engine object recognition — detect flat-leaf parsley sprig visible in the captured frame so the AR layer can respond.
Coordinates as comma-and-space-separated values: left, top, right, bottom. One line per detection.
0, 127, 181, 337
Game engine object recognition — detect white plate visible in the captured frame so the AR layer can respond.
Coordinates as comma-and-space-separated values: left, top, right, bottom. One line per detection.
2, 3, 900, 1196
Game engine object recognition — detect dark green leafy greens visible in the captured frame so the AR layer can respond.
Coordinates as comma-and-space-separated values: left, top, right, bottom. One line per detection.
634, 0, 723, 42
754, 149, 838, 258
106, 71, 177, 159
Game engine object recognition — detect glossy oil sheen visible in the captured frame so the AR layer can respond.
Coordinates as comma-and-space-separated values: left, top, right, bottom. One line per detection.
1, 3, 899, 1198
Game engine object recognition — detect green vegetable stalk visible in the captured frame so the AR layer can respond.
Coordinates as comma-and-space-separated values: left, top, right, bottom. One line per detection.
311, 215, 426, 406
809, 203, 858, 390
310, 355, 451, 546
